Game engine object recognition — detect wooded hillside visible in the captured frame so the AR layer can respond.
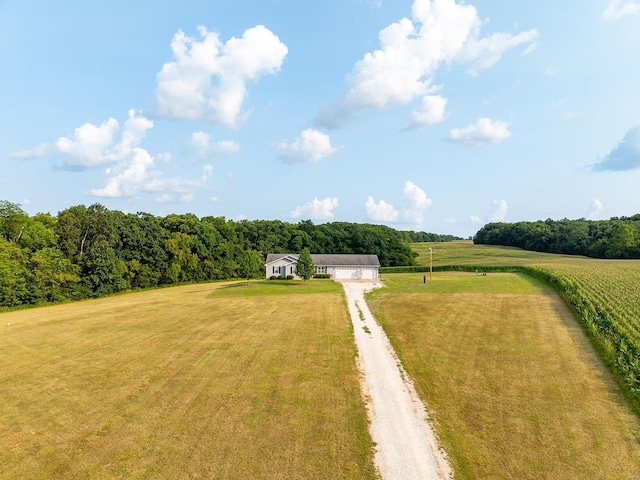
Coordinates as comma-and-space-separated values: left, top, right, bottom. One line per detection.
0, 200, 457, 307
474, 216, 640, 258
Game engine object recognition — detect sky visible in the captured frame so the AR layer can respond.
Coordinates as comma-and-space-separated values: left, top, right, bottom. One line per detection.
2, 0, 640, 238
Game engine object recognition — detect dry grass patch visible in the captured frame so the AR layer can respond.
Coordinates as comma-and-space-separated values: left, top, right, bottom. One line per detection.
368, 272, 640, 480
0, 281, 377, 479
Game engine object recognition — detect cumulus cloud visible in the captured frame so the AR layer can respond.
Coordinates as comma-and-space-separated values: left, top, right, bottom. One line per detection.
88, 148, 155, 198
602, 0, 640, 19
365, 196, 399, 222
411, 95, 447, 127
51, 111, 214, 200
56, 110, 153, 168
489, 199, 508, 222
403, 181, 432, 225
277, 129, 338, 163
188, 131, 240, 157
591, 126, 640, 171
316, 0, 537, 128
448, 117, 511, 146
588, 199, 604, 220
290, 197, 338, 220
156, 25, 288, 126
470, 214, 483, 224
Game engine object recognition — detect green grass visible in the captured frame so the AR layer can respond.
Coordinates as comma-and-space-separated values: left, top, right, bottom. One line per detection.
209, 278, 343, 297
368, 272, 640, 479
411, 240, 577, 267
0, 282, 377, 480
409, 241, 640, 411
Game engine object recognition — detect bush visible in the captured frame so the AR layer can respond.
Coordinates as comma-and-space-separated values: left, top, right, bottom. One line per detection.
269, 275, 278, 280
286, 275, 294, 280
313, 273, 331, 279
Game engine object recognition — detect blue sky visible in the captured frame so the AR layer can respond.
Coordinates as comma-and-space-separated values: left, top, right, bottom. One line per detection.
2, 0, 639, 238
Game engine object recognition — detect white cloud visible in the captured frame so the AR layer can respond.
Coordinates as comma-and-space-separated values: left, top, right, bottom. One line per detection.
457, 29, 539, 75
9, 143, 50, 160
88, 148, 155, 197
470, 214, 483, 224
591, 126, 640, 171
56, 110, 153, 167
403, 181, 432, 225
448, 117, 511, 146
188, 131, 240, 157
144, 165, 213, 195
602, 0, 640, 19
290, 197, 339, 220
411, 95, 447, 127
156, 25, 288, 126
278, 129, 338, 163
588, 199, 604, 220
316, 0, 537, 128
365, 196, 399, 222
489, 199, 508, 222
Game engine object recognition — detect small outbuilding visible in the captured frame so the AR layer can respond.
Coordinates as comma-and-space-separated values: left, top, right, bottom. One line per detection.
265, 253, 380, 280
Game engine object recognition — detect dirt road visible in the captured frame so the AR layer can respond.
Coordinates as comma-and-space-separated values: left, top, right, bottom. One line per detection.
341, 281, 452, 480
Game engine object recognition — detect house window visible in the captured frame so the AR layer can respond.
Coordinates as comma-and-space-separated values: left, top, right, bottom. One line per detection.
316, 266, 327, 274
290, 266, 296, 274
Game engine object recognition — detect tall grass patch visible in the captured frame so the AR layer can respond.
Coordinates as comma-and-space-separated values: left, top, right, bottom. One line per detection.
368, 272, 640, 479
0, 282, 376, 479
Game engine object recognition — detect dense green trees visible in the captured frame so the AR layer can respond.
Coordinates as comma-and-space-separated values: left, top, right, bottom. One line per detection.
295, 248, 315, 283
239, 249, 264, 285
474, 216, 640, 259
1, 199, 460, 308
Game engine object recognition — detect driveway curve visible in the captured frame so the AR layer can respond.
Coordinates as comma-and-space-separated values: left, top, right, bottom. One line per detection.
341, 281, 452, 480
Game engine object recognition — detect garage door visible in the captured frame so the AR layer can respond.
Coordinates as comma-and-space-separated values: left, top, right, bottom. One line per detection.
334, 267, 358, 279
360, 268, 377, 279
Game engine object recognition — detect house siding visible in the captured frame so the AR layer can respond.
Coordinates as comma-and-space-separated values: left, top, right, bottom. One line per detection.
265, 254, 380, 280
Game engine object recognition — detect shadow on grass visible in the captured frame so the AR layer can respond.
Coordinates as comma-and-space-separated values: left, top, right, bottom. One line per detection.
209, 279, 341, 298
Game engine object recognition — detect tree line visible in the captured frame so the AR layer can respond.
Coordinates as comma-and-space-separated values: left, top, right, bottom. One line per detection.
474, 216, 640, 258
0, 200, 458, 308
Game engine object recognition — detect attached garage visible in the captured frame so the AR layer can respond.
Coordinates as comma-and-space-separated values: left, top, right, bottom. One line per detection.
265, 253, 380, 280
334, 267, 358, 279
360, 268, 377, 279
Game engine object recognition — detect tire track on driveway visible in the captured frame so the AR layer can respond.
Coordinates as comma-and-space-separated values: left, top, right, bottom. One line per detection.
341, 280, 452, 480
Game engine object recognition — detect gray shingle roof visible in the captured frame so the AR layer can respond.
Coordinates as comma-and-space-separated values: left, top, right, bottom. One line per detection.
265, 253, 380, 267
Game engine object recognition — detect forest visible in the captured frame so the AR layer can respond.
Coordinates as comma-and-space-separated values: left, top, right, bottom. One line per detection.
0, 200, 458, 308
474, 216, 640, 258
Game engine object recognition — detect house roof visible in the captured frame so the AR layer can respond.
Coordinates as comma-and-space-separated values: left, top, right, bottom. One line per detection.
265, 253, 380, 267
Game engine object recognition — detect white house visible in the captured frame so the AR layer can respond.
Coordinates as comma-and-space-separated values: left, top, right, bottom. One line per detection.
265, 253, 380, 280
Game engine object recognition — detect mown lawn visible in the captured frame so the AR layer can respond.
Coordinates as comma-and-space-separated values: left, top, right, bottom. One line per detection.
367, 272, 640, 480
0, 280, 377, 480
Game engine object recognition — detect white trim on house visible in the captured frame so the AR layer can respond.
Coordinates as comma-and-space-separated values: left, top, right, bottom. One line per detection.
265, 253, 380, 280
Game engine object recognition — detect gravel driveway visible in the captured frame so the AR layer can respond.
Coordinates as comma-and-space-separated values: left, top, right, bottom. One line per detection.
341, 281, 452, 480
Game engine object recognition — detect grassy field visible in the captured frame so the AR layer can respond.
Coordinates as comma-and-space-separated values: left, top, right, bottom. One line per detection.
408, 241, 640, 411
0, 280, 377, 480
367, 272, 640, 479
410, 240, 574, 267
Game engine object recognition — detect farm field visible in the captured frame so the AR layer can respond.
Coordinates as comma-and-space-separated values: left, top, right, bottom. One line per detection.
409, 241, 640, 410
0, 281, 377, 480
367, 272, 640, 479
